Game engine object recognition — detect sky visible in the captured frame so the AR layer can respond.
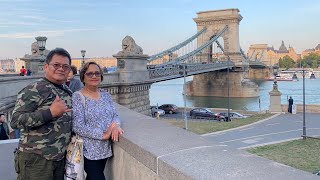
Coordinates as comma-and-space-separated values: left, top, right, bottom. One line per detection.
0, 0, 319, 59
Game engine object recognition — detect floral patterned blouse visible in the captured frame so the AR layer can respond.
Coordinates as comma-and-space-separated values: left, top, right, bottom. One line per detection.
72, 89, 120, 160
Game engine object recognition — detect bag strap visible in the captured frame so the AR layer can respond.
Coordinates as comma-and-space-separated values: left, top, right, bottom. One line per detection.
74, 91, 86, 125
74, 91, 86, 107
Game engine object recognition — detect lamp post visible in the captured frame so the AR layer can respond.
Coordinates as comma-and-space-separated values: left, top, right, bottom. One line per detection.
302, 67, 306, 139
35, 36, 47, 56
35, 36, 47, 74
227, 56, 230, 122
179, 64, 188, 130
81, 50, 86, 68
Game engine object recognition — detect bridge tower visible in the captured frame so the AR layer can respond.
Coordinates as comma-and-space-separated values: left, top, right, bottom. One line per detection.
194, 8, 244, 67
187, 9, 259, 97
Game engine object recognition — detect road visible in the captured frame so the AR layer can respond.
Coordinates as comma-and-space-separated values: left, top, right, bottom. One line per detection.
202, 113, 320, 149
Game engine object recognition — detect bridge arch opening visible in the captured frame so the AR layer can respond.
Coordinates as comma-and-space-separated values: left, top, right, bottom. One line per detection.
208, 36, 224, 63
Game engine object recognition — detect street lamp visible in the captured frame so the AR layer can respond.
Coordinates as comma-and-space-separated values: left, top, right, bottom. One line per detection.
302, 67, 306, 139
227, 56, 230, 122
179, 64, 188, 130
81, 50, 86, 68
35, 36, 47, 55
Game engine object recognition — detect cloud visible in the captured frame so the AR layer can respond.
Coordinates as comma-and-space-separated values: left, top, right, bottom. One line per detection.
0, 22, 40, 26
0, 28, 96, 39
21, 15, 74, 23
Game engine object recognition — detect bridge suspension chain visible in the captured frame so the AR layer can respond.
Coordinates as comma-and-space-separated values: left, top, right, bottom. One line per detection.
163, 25, 228, 65
148, 27, 207, 62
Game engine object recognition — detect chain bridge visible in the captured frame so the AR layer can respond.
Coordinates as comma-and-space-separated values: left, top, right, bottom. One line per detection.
1, 9, 264, 117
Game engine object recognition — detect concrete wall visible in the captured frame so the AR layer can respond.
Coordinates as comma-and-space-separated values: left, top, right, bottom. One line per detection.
0, 76, 40, 99
281, 104, 320, 113
248, 68, 271, 79
1, 104, 318, 180
105, 104, 318, 180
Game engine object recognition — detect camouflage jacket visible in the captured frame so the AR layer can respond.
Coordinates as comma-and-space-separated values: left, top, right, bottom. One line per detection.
11, 78, 73, 161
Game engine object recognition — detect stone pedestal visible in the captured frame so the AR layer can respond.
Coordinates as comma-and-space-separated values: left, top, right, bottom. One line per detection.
20, 56, 46, 75
269, 82, 282, 113
186, 71, 259, 97
20, 40, 50, 76
113, 55, 150, 83
112, 40, 152, 115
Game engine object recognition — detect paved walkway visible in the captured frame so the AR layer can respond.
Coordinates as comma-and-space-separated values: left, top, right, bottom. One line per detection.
203, 113, 320, 149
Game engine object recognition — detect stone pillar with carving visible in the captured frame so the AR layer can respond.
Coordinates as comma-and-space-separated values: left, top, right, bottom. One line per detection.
269, 81, 282, 113
20, 39, 50, 76
112, 36, 152, 115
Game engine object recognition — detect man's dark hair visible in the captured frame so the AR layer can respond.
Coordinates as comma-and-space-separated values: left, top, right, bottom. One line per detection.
22, 66, 24, 68
0, 113, 5, 117
70, 65, 78, 75
45, 48, 71, 65
80, 62, 103, 85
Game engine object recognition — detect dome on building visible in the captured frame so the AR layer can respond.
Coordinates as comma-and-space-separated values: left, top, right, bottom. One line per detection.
315, 44, 320, 50
278, 40, 288, 52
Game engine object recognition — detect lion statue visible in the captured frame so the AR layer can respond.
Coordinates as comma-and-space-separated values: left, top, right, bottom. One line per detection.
31, 41, 50, 56
117, 36, 143, 56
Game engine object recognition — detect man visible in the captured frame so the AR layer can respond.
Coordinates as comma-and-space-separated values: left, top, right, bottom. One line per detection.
66, 65, 83, 92
288, 96, 294, 113
11, 48, 73, 180
0, 113, 10, 140
19, 66, 26, 76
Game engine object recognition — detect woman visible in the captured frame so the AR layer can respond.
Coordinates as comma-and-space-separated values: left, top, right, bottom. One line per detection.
72, 62, 124, 180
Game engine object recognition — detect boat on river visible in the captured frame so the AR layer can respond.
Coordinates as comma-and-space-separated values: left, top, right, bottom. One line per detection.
265, 75, 293, 81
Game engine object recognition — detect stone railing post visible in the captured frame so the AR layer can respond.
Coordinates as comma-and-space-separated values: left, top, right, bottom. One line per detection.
269, 81, 282, 112
112, 36, 152, 115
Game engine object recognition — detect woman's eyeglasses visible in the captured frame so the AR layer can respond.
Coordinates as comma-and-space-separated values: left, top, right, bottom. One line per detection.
85, 72, 101, 78
49, 63, 71, 71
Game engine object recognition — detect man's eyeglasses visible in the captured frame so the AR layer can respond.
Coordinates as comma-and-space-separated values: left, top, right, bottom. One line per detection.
49, 63, 71, 71
85, 72, 101, 78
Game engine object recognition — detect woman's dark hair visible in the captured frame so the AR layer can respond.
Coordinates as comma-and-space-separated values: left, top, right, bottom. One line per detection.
45, 48, 71, 64
80, 62, 104, 85
70, 65, 78, 75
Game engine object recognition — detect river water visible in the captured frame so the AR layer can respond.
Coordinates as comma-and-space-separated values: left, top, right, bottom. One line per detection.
149, 77, 320, 111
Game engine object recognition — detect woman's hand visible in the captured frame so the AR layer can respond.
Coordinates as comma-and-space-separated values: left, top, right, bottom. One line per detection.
111, 124, 124, 142
102, 122, 117, 140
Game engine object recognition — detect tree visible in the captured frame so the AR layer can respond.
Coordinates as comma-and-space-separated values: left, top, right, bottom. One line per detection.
279, 55, 295, 70
299, 53, 320, 68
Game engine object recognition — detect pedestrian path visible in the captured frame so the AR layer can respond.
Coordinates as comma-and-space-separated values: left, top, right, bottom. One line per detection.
203, 113, 320, 149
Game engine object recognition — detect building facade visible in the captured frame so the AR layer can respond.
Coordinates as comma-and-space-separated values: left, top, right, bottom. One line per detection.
301, 44, 320, 58
71, 57, 117, 72
247, 41, 301, 66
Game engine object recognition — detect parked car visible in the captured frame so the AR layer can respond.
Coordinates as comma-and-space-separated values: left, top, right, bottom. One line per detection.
214, 112, 229, 121
150, 106, 165, 117
189, 108, 222, 120
158, 104, 178, 114
215, 112, 248, 121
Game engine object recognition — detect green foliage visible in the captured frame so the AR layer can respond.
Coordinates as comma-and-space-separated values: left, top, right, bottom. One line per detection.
279, 55, 295, 70
298, 53, 320, 68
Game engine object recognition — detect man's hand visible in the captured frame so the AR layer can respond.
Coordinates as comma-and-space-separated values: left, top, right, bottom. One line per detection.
50, 96, 71, 118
